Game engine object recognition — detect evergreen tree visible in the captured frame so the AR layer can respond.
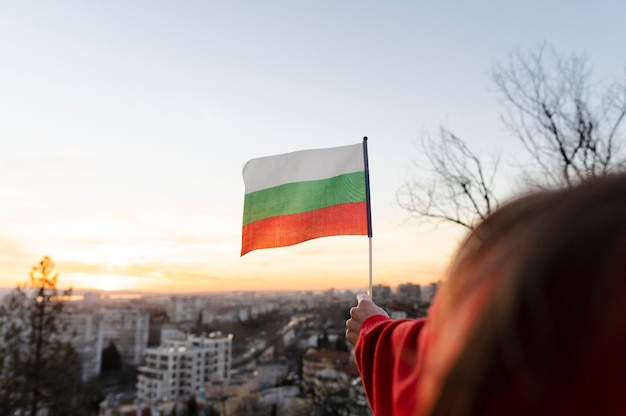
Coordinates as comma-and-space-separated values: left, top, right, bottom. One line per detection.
101, 340, 123, 373
0, 257, 87, 415
186, 395, 198, 415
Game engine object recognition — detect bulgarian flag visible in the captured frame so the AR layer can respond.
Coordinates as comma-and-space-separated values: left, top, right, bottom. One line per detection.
241, 140, 372, 256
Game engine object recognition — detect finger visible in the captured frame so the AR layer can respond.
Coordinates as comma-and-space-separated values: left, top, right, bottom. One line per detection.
345, 319, 359, 345
346, 330, 355, 346
356, 292, 370, 303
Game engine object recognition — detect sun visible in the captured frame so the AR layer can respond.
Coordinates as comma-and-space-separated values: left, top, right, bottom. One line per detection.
64, 273, 133, 292
93, 274, 134, 292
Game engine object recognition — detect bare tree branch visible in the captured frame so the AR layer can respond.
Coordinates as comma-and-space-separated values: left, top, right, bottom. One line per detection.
397, 128, 500, 230
400, 43, 626, 230
493, 44, 626, 188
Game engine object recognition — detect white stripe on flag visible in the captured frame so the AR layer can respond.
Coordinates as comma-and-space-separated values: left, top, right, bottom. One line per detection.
243, 143, 364, 194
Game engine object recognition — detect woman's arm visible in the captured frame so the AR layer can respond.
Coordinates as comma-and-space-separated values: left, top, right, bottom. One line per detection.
347, 294, 428, 416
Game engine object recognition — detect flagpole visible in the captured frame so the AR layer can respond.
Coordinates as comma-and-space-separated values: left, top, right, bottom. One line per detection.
362, 137, 373, 298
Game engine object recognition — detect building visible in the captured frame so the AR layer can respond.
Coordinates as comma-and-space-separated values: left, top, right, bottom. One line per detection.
160, 325, 185, 343
258, 385, 302, 414
168, 296, 205, 323
313, 367, 351, 397
395, 283, 421, 303
59, 310, 104, 381
371, 285, 392, 306
136, 332, 233, 404
389, 311, 408, 320
101, 307, 150, 366
302, 348, 360, 414
421, 282, 441, 304
256, 359, 289, 388
302, 348, 358, 389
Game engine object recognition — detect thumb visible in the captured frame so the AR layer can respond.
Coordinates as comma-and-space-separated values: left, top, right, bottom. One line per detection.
356, 292, 370, 303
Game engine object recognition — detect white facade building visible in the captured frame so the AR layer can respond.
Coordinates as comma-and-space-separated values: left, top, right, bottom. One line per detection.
136, 332, 233, 404
101, 308, 149, 366
59, 311, 104, 381
160, 325, 186, 343
168, 296, 205, 323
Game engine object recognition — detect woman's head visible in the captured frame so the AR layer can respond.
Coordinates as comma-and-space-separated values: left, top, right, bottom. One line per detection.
438, 189, 561, 317
429, 172, 626, 415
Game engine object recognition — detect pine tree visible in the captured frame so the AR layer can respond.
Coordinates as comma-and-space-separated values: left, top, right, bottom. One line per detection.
101, 341, 123, 373
0, 257, 89, 415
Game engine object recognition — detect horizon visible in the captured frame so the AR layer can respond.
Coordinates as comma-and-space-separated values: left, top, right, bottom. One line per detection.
0, 278, 440, 298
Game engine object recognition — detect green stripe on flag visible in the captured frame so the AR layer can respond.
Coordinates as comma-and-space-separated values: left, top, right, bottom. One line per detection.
243, 171, 366, 226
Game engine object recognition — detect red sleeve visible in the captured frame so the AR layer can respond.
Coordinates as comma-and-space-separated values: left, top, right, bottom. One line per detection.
354, 315, 427, 416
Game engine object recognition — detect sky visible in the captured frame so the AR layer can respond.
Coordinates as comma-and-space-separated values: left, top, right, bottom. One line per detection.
1, 1, 625, 294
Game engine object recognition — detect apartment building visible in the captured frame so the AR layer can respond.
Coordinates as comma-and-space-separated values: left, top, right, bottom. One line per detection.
136, 332, 233, 404
395, 282, 422, 303
59, 310, 104, 381
101, 307, 149, 366
168, 296, 205, 323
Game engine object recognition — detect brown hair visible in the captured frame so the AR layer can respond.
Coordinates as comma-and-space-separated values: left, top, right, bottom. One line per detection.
429, 173, 626, 415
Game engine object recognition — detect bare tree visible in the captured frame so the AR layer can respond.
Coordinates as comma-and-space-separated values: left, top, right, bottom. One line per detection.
399, 44, 626, 229
397, 127, 500, 230
494, 43, 626, 188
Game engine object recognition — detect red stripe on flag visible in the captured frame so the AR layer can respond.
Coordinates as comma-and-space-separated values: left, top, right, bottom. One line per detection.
241, 202, 368, 255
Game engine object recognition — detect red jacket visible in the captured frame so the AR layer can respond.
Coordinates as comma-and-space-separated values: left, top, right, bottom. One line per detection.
354, 283, 626, 416
354, 274, 496, 416
354, 315, 426, 416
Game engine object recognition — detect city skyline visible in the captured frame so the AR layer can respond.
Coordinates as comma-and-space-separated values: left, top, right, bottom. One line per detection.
2, 2, 625, 293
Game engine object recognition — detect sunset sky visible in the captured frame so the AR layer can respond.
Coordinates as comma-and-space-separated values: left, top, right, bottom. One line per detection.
1, 1, 625, 293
